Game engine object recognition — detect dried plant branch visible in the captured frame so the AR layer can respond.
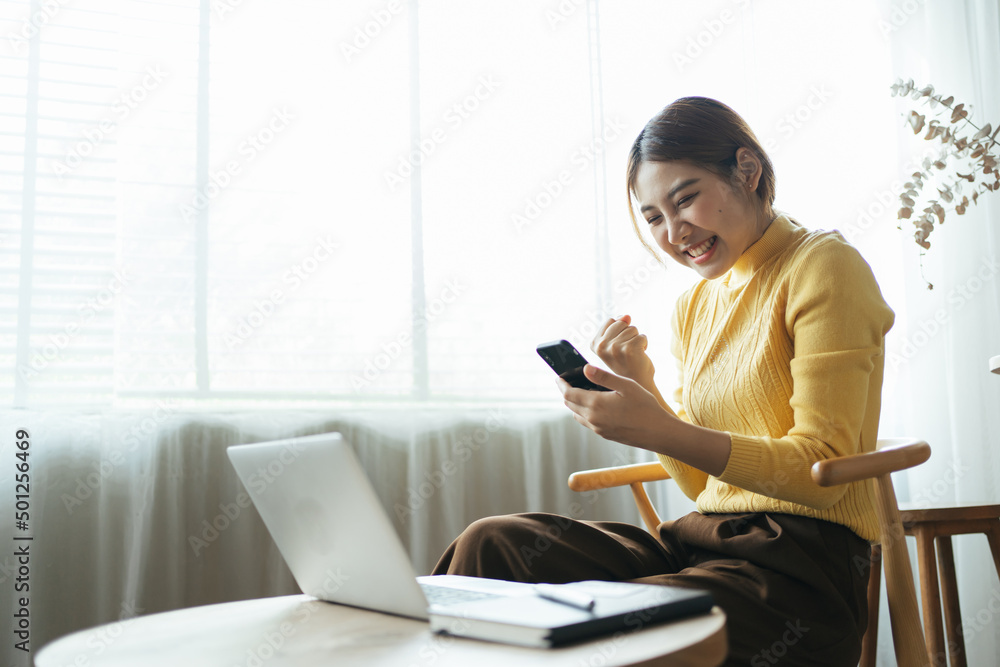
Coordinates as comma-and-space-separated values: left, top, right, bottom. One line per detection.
890, 79, 1000, 288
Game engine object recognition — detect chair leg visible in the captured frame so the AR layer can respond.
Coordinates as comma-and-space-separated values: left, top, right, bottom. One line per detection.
984, 521, 1000, 582
914, 527, 946, 665
859, 544, 881, 667
628, 482, 663, 540
936, 536, 966, 667
873, 475, 928, 667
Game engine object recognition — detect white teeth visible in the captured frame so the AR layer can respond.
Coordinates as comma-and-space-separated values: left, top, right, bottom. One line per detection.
686, 236, 716, 258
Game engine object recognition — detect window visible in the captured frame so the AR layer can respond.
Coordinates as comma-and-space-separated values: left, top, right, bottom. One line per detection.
2, 0, 905, 408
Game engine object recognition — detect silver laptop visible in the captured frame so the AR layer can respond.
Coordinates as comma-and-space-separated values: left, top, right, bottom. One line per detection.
226, 432, 713, 647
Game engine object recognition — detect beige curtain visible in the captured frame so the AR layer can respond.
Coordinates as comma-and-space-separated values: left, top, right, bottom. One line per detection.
0, 407, 650, 652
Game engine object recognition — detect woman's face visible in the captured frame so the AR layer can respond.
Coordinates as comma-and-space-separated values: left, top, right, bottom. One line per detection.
633, 159, 765, 280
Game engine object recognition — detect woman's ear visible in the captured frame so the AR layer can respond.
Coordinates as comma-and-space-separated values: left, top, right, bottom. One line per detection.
735, 147, 762, 193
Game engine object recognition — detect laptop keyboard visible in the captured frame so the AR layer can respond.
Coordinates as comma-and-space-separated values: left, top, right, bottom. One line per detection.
420, 583, 503, 607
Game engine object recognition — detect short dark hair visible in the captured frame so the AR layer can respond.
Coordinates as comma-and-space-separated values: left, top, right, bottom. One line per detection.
625, 97, 776, 257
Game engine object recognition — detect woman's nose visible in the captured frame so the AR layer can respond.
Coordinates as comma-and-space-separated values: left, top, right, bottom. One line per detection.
666, 218, 690, 246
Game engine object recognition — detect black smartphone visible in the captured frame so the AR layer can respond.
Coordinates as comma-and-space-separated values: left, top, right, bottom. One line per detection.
536, 339, 610, 391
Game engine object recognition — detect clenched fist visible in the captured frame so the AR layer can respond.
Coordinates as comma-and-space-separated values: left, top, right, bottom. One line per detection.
591, 314, 656, 391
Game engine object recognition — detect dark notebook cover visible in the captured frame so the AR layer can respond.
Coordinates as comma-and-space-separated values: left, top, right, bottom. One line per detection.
428, 580, 714, 648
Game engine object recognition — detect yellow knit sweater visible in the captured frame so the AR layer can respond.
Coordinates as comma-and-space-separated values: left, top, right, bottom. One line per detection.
657, 214, 894, 542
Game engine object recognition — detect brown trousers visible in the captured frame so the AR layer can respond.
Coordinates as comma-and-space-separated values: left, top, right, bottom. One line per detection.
432, 511, 870, 666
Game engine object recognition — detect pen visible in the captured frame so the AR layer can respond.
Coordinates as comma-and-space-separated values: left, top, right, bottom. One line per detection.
534, 584, 596, 611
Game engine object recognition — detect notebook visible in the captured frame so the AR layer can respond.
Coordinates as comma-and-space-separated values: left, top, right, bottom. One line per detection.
226, 432, 714, 648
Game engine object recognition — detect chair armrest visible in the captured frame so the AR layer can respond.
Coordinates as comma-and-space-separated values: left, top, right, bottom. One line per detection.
568, 461, 671, 492
811, 439, 930, 487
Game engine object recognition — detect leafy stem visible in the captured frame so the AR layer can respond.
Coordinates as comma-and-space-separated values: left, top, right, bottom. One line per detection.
890, 79, 1000, 288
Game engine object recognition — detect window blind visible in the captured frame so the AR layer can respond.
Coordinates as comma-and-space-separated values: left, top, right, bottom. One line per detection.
4, 0, 905, 408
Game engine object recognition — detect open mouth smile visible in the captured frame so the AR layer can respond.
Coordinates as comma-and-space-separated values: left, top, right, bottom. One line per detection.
685, 236, 718, 264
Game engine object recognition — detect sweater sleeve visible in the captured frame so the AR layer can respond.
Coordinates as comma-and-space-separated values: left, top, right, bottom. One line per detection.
716, 237, 894, 510
656, 289, 711, 502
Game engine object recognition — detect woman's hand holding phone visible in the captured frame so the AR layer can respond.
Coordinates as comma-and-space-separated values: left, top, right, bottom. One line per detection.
537, 318, 679, 449
539, 334, 701, 465
556, 364, 679, 454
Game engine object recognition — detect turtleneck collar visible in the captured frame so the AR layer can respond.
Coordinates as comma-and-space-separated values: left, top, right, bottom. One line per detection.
723, 213, 799, 288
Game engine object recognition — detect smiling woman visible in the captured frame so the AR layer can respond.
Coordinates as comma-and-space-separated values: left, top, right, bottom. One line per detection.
434, 97, 896, 666
627, 97, 776, 281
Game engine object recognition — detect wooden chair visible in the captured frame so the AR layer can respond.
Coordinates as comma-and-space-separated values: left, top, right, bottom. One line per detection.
897, 502, 1000, 666
568, 438, 932, 667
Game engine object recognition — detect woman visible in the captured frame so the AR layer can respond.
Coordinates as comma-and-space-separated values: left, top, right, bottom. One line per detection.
433, 97, 893, 665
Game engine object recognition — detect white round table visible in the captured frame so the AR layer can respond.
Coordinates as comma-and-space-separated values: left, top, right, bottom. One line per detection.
35, 595, 727, 667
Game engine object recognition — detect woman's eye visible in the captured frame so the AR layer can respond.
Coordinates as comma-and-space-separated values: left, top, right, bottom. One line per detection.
677, 194, 696, 207
647, 216, 661, 226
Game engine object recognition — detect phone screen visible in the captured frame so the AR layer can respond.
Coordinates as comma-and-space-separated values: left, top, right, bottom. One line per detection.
536, 340, 610, 391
